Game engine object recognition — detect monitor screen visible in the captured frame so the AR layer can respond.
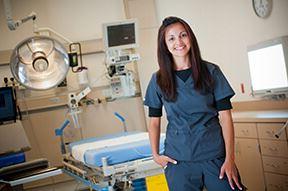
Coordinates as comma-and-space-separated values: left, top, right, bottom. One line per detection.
103, 19, 138, 50
247, 36, 288, 96
0, 87, 17, 123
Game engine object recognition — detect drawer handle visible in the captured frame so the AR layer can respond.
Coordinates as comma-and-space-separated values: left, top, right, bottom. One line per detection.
268, 184, 283, 190
265, 130, 275, 137
241, 129, 249, 135
267, 163, 280, 169
268, 147, 278, 152
235, 142, 240, 154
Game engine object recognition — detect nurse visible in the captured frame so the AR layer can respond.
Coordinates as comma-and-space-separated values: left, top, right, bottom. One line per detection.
144, 16, 245, 191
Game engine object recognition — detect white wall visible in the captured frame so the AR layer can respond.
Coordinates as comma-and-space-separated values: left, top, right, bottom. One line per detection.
155, 0, 288, 101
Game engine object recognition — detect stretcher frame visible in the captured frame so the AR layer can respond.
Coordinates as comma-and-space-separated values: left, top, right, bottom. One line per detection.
61, 152, 164, 190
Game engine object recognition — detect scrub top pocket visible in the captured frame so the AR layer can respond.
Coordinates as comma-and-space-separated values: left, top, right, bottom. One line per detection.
164, 128, 194, 161
199, 118, 226, 160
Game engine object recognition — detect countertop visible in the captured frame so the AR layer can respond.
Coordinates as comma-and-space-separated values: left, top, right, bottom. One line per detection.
232, 110, 288, 123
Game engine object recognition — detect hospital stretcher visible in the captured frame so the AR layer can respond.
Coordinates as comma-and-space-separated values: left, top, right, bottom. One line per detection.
62, 132, 166, 191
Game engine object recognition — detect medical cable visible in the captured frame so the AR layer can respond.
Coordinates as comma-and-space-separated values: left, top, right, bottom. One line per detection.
275, 120, 288, 138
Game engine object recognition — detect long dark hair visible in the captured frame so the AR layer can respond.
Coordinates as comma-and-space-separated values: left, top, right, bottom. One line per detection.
157, 16, 213, 101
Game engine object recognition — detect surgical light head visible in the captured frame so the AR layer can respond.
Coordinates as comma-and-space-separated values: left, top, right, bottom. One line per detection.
10, 36, 70, 90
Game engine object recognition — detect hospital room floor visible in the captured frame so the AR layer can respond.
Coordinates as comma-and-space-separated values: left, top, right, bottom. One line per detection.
25, 180, 90, 191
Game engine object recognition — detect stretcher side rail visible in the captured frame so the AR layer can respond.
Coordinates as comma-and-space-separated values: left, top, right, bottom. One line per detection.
63, 154, 105, 179
63, 154, 115, 189
101, 156, 164, 180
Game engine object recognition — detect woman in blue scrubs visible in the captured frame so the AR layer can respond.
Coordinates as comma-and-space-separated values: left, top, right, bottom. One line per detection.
144, 16, 245, 191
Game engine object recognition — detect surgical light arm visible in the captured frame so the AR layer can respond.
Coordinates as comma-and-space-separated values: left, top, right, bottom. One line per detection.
68, 87, 91, 128
3, 0, 72, 44
68, 87, 92, 110
3, 0, 36, 30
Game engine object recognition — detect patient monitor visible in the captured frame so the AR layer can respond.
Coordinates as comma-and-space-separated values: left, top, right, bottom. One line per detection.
103, 19, 140, 99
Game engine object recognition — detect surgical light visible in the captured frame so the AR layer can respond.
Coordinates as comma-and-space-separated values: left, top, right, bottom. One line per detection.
10, 36, 69, 90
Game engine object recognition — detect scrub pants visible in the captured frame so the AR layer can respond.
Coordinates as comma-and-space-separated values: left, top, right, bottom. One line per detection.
164, 158, 246, 191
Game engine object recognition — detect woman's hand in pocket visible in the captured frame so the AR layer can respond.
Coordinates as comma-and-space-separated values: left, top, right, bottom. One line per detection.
153, 154, 177, 168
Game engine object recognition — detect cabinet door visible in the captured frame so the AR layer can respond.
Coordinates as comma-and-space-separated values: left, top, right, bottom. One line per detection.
235, 138, 265, 191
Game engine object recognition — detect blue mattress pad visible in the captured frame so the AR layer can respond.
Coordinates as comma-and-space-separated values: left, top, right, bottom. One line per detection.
69, 132, 165, 167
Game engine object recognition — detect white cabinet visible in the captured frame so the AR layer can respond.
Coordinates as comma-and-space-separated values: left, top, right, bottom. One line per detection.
234, 121, 288, 191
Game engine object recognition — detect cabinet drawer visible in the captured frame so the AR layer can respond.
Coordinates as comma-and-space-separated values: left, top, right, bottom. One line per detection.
260, 140, 288, 158
265, 173, 288, 191
257, 123, 287, 140
234, 123, 257, 138
262, 156, 288, 175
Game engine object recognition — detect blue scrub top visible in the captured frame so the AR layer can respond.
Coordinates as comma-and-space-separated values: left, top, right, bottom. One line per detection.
144, 61, 235, 162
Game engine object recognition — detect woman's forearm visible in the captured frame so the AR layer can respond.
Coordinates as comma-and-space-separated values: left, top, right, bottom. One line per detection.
148, 117, 161, 157
219, 110, 235, 161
